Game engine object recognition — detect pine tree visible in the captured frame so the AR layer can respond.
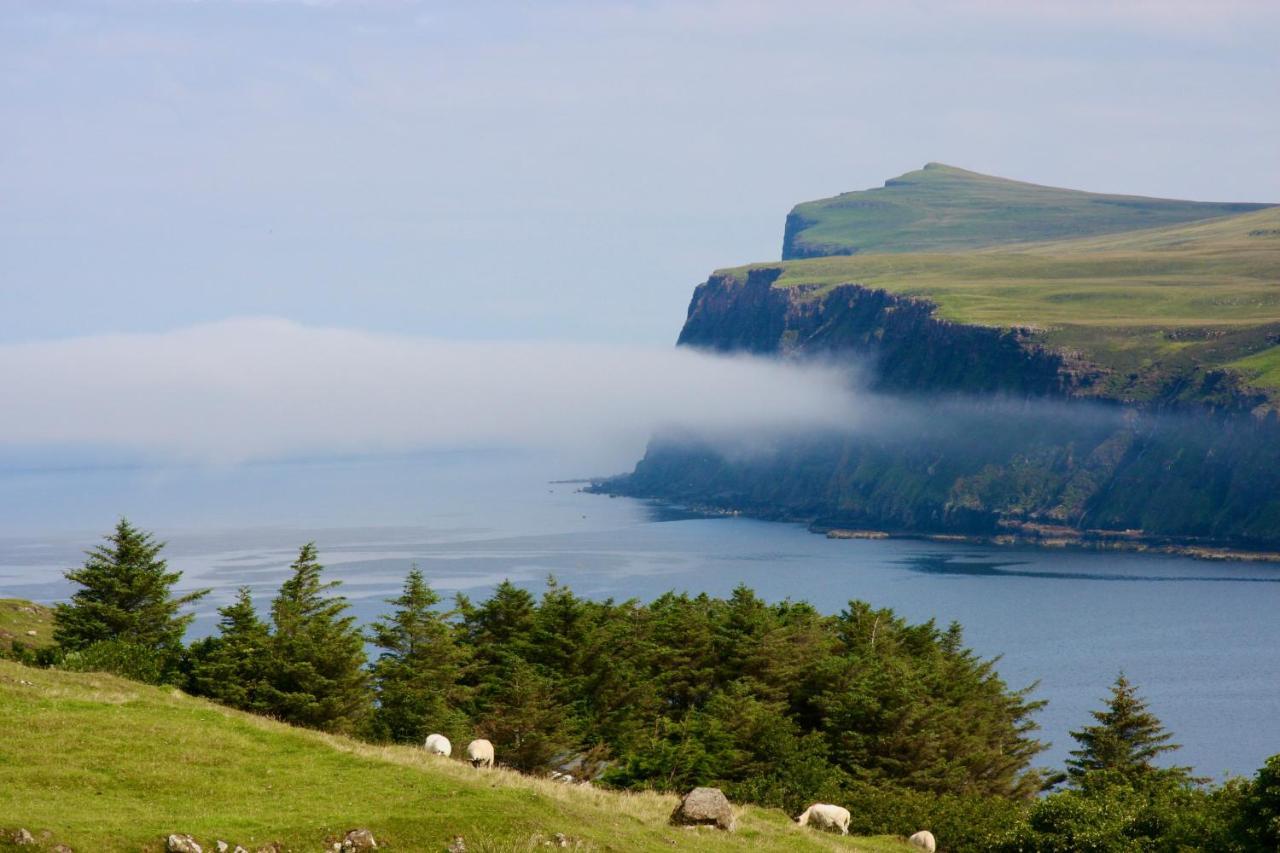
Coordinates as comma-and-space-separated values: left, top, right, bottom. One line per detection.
477, 658, 574, 772
1067, 673, 1187, 782
187, 587, 271, 713
368, 567, 469, 743
54, 519, 208, 657
262, 543, 370, 733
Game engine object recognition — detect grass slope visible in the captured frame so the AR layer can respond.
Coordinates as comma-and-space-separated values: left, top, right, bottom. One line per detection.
730, 207, 1280, 397
0, 660, 908, 853
0, 599, 54, 653
783, 162, 1272, 257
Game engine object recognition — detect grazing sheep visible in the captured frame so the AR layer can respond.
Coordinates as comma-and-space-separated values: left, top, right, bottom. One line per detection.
423, 733, 452, 757
466, 738, 495, 768
796, 803, 850, 835
908, 830, 937, 852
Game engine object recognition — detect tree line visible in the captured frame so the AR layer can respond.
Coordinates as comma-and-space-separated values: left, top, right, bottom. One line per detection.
15, 519, 1280, 851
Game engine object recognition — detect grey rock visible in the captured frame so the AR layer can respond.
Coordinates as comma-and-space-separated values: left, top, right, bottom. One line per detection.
553, 833, 569, 848
216, 842, 229, 853
669, 787, 736, 832
340, 828, 377, 851
167, 835, 203, 853
447, 837, 467, 853
12, 829, 35, 846
52, 846, 74, 853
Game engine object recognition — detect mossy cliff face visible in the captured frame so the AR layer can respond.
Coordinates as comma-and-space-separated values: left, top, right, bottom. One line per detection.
614, 271, 1280, 550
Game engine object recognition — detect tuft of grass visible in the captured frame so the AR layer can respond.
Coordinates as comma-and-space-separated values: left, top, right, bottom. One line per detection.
0, 599, 54, 652
0, 660, 909, 853
784, 162, 1273, 257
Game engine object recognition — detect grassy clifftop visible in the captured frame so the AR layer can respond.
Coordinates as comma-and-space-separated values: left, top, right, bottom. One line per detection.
783, 162, 1272, 258
734, 197, 1280, 400
0, 659, 907, 853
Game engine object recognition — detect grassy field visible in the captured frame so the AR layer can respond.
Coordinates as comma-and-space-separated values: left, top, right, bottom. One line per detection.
0, 659, 910, 853
0, 599, 54, 653
783, 162, 1272, 257
734, 204, 1280, 395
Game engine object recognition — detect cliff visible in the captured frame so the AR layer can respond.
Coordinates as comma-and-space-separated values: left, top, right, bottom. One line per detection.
605, 166, 1280, 552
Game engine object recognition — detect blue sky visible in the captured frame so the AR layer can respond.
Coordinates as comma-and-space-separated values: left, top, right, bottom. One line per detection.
5, 0, 1279, 347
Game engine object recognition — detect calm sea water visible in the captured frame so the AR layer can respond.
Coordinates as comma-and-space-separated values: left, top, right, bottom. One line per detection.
2, 452, 1277, 780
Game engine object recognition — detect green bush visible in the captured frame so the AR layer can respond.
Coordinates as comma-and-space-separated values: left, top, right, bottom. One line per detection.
61, 639, 174, 684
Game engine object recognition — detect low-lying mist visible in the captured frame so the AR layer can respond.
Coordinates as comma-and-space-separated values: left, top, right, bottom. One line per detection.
3, 318, 869, 472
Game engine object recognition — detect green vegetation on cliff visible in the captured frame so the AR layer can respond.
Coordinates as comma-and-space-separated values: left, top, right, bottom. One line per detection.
782, 162, 1271, 258
733, 202, 1280, 402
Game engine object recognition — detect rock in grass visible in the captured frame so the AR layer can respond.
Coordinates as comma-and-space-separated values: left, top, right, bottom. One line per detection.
670, 787, 736, 832
340, 829, 377, 851
12, 829, 35, 846
166, 835, 202, 853
446, 837, 466, 853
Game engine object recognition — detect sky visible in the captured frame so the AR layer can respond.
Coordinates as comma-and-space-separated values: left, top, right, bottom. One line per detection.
2, 0, 1279, 469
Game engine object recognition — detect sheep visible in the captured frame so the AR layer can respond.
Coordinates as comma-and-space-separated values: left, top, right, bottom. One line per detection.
796, 803, 850, 835
908, 830, 937, 852
423, 733, 452, 757
466, 738, 495, 768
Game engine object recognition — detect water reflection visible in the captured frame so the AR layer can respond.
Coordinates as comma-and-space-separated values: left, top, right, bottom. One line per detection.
899, 553, 1280, 583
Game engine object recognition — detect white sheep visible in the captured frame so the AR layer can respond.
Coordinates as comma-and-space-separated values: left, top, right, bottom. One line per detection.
796, 803, 850, 835
909, 830, 937, 852
466, 738, 495, 768
423, 733, 452, 757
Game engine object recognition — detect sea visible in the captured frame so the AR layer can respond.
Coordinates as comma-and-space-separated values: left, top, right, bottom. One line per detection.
2, 450, 1277, 780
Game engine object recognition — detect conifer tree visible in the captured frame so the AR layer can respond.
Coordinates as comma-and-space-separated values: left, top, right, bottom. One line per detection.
262, 543, 370, 733
54, 519, 208, 657
1067, 673, 1187, 782
368, 567, 469, 743
187, 587, 271, 713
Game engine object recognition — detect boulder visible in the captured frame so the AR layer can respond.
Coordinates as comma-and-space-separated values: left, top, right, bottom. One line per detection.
908, 830, 937, 852
340, 829, 377, 851
12, 829, 35, 846
446, 837, 467, 853
216, 843, 229, 853
167, 835, 202, 853
669, 787, 736, 832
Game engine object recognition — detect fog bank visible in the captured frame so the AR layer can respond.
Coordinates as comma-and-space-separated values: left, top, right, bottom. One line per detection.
3, 318, 865, 471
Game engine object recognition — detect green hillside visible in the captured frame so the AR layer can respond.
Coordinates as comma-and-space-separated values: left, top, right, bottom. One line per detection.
0, 599, 54, 653
0, 660, 908, 853
782, 162, 1272, 258
731, 206, 1280, 399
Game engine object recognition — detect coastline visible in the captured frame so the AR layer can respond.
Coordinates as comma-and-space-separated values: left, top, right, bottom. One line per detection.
587, 484, 1280, 564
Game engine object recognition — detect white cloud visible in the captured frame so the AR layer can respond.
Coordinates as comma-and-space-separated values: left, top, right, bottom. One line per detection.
2, 318, 864, 467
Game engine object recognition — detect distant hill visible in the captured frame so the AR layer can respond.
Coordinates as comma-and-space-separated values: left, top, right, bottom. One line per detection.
782, 162, 1273, 258
0, 658, 907, 852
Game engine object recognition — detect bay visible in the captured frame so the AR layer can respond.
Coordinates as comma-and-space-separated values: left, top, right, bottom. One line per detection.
2, 451, 1277, 781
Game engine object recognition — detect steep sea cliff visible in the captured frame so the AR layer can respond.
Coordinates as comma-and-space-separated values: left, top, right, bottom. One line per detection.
603, 263, 1280, 554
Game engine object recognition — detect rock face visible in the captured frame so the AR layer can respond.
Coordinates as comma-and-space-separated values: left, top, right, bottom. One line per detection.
908, 829, 937, 852
166, 836, 202, 853
670, 787, 736, 832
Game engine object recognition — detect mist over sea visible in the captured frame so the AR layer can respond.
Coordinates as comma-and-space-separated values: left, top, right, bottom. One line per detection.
2, 450, 1277, 780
